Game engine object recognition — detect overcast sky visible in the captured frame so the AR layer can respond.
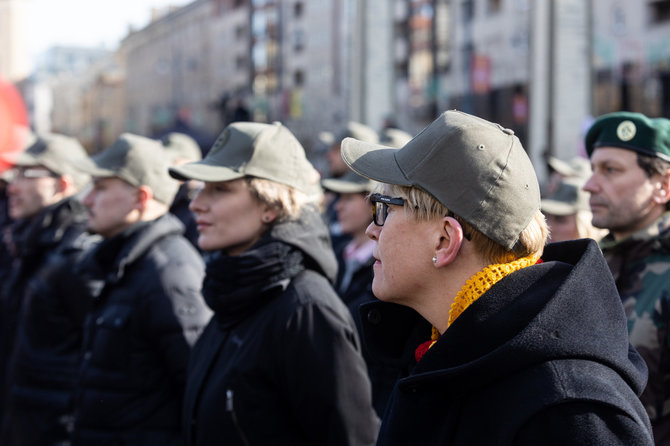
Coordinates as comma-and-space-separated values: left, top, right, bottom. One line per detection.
26, 0, 190, 57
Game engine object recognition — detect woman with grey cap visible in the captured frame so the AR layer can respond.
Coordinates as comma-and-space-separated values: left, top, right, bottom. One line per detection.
169, 121, 379, 446
340, 110, 653, 444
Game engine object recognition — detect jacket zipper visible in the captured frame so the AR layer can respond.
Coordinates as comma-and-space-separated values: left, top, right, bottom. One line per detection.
226, 389, 251, 446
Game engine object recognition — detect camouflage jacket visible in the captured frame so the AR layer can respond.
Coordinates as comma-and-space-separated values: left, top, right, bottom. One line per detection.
600, 212, 670, 425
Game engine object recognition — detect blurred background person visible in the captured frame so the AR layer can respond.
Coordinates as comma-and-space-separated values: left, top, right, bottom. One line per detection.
324, 122, 379, 243
322, 169, 399, 418
542, 155, 592, 197
70, 133, 211, 445
170, 121, 379, 446
541, 176, 606, 243
161, 131, 203, 250
0, 133, 91, 445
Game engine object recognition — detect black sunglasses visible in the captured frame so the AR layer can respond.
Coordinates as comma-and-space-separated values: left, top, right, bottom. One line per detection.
369, 193, 405, 226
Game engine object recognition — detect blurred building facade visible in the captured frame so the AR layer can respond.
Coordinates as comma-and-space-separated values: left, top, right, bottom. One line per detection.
4, 0, 670, 173
0, 0, 30, 82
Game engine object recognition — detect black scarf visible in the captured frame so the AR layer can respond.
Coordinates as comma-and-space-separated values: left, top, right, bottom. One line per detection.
203, 238, 305, 329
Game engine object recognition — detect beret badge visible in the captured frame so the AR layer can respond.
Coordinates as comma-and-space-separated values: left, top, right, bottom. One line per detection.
616, 120, 637, 142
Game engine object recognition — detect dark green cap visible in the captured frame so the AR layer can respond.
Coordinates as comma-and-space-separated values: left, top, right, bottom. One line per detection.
322, 169, 375, 194
341, 110, 540, 250
161, 132, 201, 163
75, 133, 178, 205
169, 121, 320, 195
585, 111, 670, 162
10, 133, 90, 187
541, 177, 590, 216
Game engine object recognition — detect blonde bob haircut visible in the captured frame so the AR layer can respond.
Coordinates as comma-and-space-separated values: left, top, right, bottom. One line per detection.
245, 176, 315, 222
378, 183, 548, 265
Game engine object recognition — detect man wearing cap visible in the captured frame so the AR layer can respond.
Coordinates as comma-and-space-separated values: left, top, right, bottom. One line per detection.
541, 177, 605, 243
340, 110, 653, 444
161, 132, 202, 249
583, 111, 670, 442
69, 133, 211, 444
0, 133, 92, 443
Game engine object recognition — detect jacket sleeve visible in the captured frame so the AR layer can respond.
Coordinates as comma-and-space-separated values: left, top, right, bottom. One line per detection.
515, 401, 654, 445
279, 300, 380, 446
142, 259, 211, 386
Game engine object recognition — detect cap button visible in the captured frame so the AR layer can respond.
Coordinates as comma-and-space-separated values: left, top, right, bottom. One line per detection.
502, 127, 515, 135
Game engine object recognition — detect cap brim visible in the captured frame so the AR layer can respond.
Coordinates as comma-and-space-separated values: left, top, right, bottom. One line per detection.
541, 199, 576, 216
547, 157, 573, 176
340, 137, 411, 186
321, 177, 371, 194
71, 157, 116, 178
168, 159, 244, 182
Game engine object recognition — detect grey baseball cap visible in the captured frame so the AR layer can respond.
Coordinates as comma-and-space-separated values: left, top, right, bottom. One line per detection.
75, 133, 178, 205
547, 156, 591, 180
341, 110, 540, 250
336, 122, 379, 145
541, 177, 590, 216
379, 128, 413, 148
10, 133, 90, 187
169, 121, 320, 195
322, 169, 375, 194
161, 132, 202, 163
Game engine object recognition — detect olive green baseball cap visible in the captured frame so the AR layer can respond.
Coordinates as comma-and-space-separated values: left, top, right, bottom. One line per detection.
75, 133, 178, 205
322, 169, 375, 194
161, 132, 202, 164
341, 110, 540, 250
169, 121, 320, 195
541, 177, 590, 216
10, 133, 90, 187
585, 111, 670, 162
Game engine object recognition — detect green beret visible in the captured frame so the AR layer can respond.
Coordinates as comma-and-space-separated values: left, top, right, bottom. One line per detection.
585, 111, 670, 162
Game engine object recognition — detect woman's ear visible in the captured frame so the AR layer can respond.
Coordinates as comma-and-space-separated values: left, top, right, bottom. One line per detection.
433, 216, 464, 267
135, 185, 153, 211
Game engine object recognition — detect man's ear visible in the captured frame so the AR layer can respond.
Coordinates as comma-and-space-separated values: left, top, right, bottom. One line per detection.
653, 170, 670, 204
136, 185, 153, 211
55, 175, 74, 196
433, 216, 465, 267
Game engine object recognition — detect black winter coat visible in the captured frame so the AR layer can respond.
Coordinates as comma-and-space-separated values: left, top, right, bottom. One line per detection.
0, 197, 89, 433
183, 207, 379, 446
333, 239, 401, 418
3, 230, 99, 446
72, 214, 211, 445
364, 239, 653, 445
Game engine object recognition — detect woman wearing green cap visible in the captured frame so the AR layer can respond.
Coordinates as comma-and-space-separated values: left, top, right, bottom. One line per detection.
339, 110, 653, 445
169, 121, 378, 446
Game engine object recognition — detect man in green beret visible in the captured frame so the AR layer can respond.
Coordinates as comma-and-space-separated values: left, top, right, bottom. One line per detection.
583, 111, 670, 443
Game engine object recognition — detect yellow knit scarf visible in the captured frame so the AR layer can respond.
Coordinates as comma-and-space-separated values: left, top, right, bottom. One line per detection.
429, 253, 539, 343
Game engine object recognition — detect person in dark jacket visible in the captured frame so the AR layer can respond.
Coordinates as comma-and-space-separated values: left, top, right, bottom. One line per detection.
161, 132, 202, 250
0, 133, 93, 445
322, 169, 398, 417
169, 121, 379, 446
70, 133, 211, 445
339, 110, 654, 445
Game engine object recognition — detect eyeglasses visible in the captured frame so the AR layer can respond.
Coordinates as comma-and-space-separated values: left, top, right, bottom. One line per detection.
5, 167, 58, 181
369, 193, 405, 226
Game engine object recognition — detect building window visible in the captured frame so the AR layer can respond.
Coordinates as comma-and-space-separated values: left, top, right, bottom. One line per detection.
294, 70, 305, 87
235, 24, 246, 40
293, 29, 305, 52
487, 0, 501, 14
462, 0, 474, 23
649, 0, 670, 24
294, 1, 304, 17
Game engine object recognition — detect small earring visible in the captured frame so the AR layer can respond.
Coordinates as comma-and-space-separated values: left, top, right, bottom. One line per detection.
263, 216, 271, 222
432, 256, 437, 264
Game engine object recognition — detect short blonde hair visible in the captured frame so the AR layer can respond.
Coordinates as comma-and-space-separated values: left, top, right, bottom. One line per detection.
378, 184, 548, 264
246, 177, 314, 221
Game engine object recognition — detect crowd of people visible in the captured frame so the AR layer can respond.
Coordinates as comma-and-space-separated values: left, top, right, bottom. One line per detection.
0, 108, 668, 445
